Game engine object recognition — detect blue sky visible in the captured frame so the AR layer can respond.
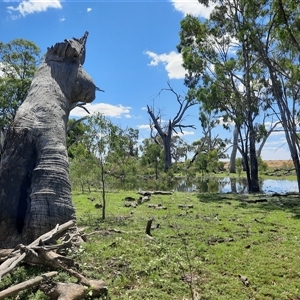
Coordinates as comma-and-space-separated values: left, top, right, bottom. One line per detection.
0, 0, 292, 161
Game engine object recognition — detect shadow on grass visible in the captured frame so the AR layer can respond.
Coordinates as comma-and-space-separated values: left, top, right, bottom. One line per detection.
196, 192, 300, 218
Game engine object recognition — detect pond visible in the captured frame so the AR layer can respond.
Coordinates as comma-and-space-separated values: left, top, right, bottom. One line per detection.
175, 177, 299, 194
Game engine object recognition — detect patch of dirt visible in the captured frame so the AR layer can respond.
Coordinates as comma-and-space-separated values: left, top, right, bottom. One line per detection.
264, 160, 293, 169
224, 160, 293, 169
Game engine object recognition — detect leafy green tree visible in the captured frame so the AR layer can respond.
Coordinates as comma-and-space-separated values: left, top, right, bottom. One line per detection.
246, 0, 300, 192
177, 1, 281, 192
140, 138, 164, 180
0, 39, 41, 130
81, 113, 139, 219
189, 110, 228, 167
67, 118, 89, 159
70, 149, 98, 193
170, 135, 190, 164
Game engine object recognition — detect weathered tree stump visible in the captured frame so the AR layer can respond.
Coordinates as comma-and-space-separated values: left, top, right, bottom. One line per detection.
0, 32, 99, 248
145, 218, 154, 236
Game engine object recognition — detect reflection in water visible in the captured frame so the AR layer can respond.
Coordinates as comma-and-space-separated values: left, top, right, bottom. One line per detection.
175, 177, 298, 194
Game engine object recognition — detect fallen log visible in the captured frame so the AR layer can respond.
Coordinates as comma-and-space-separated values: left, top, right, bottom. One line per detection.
137, 191, 172, 196
40, 279, 107, 300
0, 271, 58, 299
178, 204, 194, 209
137, 196, 150, 204
148, 204, 167, 210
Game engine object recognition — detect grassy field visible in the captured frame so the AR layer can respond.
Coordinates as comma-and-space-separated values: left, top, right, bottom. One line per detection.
2, 184, 300, 299
69, 190, 300, 300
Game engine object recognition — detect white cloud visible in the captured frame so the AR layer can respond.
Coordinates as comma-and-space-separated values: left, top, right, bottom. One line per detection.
174, 130, 195, 137
8, 0, 62, 17
170, 0, 215, 18
270, 131, 285, 137
137, 124, 150, 130
145, 50, 185, 79
70, 103, 131, 118
87, 8, 92, 12
59, 16, 65, 22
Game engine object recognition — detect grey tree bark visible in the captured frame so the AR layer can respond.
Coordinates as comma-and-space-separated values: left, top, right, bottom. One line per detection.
0, 32, 98, 248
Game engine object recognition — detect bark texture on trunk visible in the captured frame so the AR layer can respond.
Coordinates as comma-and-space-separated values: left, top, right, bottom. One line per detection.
229, 125, 238, 173
0, 32, 98, 248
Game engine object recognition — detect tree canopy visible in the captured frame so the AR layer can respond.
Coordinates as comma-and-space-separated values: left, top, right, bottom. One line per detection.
0, 39, 41, 130
177, 0, 300, 192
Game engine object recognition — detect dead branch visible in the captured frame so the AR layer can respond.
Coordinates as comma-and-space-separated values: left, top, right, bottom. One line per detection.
0, 249, 14, 263
0, 220, 76, 280
0, 221, 108, 299
0, 271, 58, 299
86, 229, 126, 237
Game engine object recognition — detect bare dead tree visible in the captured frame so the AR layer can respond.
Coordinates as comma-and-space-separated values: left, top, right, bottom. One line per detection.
147, 82, 197, 171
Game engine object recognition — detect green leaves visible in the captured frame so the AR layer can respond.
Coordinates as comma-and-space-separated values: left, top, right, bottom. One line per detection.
0, 39, 41, 129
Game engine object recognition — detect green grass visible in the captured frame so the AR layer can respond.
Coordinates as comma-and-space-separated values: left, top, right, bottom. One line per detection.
71, 191, 300, 299
2, 191, 300, 299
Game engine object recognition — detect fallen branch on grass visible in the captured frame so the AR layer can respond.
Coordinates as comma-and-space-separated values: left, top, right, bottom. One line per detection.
178, 204, 194, 209
138, 191, 173, 196
0, 221, 107, 299
0, 271, 58, 299
148, 204, 167, 210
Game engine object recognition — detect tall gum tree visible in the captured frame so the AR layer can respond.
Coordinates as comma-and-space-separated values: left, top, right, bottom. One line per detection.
0, 32, 99, 248
177, 1, 280, 192
247, 0, 300, 192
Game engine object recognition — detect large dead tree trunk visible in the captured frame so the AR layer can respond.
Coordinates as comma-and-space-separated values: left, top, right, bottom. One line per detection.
0, 32, 98, 248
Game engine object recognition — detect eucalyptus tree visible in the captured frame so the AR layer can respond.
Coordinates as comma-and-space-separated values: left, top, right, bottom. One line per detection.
139, 138, 164, 180
170, 135, 190, 164
0, 39, 41, 157
243, 0, 300, 191
0, 39, 41, 130
147, 82, 197, 171
177, 1, 277, 192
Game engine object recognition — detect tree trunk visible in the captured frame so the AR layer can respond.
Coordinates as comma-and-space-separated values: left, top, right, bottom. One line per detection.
266, 63, 300, 192
249, 122, 260, 192
163, 121, 172, 172
229, 125, 238, 173
0, 32, 98, 248
243, 35, 259, 193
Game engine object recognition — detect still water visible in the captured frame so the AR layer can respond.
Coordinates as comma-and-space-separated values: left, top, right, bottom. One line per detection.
175, 177, 299, 194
